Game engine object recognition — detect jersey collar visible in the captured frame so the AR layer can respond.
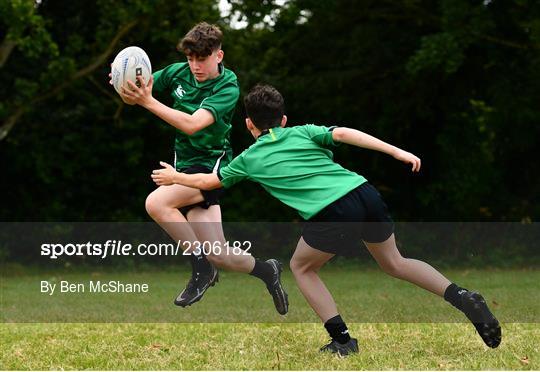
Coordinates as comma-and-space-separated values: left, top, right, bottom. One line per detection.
258, 127, 280, 140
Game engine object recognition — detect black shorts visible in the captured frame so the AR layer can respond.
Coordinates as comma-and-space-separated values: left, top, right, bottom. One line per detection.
302, 182, 394, 256
178, 165, 224, 216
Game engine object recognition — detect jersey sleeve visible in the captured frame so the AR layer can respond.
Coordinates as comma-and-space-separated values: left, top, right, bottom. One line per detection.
218, 153, 249, 188
152, 63, 179, 94
199, 83, 240, 123
303, 124, 340, 147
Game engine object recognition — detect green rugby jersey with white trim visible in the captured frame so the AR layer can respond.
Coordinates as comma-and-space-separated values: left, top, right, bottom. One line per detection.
218, 125, 367, 219
152, 62, 239, 171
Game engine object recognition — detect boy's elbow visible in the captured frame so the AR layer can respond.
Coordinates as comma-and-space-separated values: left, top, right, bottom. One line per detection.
185, 125, 204, 136
332, 127, 346, 143
179, 118, 203, 136
183, 126, 198, 136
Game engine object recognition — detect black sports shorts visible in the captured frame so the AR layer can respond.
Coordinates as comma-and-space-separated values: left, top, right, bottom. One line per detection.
178, 165, 224, 216
302, 182, 394, 256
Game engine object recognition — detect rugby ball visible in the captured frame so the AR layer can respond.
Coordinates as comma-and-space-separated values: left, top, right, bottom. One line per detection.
110, 46, 152, 94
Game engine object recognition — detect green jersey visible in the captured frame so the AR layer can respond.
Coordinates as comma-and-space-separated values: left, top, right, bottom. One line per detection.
152, 62, 239, 171
218, 125, 367, 219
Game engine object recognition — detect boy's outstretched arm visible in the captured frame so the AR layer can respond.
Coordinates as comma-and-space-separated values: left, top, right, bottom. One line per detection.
332, 127, 421, 172
151, 162, 222, 190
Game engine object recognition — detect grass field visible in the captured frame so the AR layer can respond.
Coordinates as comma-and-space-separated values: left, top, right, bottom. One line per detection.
1, 266, 539, 370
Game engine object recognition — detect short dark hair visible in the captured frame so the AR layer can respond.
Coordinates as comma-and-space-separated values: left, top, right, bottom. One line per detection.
178, 22, 222, 57
243, 85, 285, 130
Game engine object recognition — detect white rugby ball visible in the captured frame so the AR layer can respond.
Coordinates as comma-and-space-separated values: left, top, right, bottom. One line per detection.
111, 46, 152, 94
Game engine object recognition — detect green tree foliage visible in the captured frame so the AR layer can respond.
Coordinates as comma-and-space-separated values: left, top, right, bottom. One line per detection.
225, 0, 540, 221
1, 0, 221, 220
1, 0, 539, 226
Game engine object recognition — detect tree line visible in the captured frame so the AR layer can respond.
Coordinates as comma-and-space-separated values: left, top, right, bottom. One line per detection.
1, 0, 538, 224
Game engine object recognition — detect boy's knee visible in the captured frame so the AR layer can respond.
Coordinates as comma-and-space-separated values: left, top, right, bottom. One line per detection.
145, 192, 177, 220
145, 193, 161, 219
380, 258, 405, 278
290, 257, 314, 275
207, 251, 239, 269
206, 253, 224, 267
289, 258, 300, 273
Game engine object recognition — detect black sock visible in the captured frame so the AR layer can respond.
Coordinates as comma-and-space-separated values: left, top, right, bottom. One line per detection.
324, 314, 351, 344
444, 283, 469, 311
190, 252, 212, 275
249, 260, 274, 286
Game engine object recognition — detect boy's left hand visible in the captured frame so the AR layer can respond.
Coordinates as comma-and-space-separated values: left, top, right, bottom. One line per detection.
121, 75, 154, 107
393, 149, 421, 172
151, 161, 177, 186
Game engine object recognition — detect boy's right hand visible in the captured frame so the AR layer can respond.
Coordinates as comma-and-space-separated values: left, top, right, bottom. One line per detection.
393, 149, 421, 172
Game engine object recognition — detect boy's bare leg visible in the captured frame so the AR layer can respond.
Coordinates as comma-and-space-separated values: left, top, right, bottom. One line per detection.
364, 233, 501, 348
290, 237, 337, 322
146, 184, 220, 307
145, 184, 203, 245
147, 188, 287, 312
363, 233, 451, 296
187, 205, 256, 273
291, 237, 358, 354
188, 205, 288, 314
146, 185, 252, 269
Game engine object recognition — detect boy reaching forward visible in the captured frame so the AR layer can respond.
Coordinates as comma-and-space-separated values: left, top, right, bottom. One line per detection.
151, 85, 501, 356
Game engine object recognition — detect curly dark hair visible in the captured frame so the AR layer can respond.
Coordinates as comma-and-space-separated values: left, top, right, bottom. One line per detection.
178, 22, 223, 57
243, 85, 285, 130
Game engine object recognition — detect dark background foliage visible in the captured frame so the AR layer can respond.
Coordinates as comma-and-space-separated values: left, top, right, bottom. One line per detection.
1, 0, 538, 264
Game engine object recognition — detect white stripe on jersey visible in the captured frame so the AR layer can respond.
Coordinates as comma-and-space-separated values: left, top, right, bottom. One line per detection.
212, 151, 226, 173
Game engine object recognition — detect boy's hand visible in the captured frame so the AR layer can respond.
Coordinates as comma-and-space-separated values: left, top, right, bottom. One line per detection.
121, 75, 154, 107
151, 161, 178, 186
108, 64, 136, 105
393, 149, 421, 172
108, 63, 114, 85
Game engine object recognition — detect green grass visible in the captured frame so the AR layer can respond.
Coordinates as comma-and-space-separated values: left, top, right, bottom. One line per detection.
1, 267, 539, 370
2, 323, 538, 370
